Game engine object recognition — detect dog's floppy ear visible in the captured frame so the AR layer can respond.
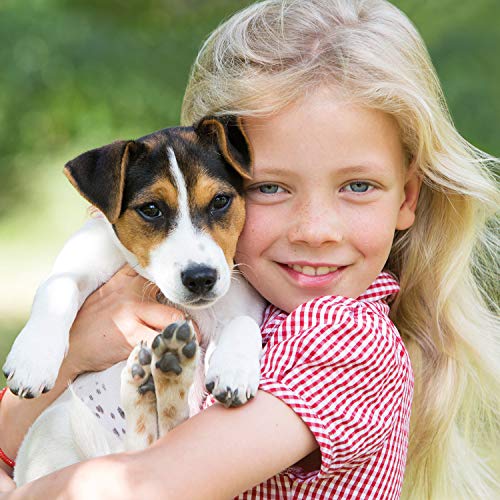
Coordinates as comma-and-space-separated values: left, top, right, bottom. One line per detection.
64, 140, 139, 223
195, 115, 253, 179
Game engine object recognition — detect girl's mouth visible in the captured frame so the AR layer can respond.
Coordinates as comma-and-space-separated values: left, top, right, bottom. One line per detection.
276, 262, 346, 288
286, 263, 338, 276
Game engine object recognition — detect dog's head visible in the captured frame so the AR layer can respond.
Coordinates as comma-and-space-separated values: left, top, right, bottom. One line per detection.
64, 116, 252, 308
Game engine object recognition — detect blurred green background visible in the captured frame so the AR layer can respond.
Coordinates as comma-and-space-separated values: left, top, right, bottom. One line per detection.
1, 0, 499, 384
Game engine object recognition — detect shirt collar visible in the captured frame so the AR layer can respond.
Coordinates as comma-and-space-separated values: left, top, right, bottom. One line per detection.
357, 271, 400, 304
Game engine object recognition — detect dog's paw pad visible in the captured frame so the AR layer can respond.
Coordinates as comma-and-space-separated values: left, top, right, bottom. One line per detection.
137, 374, 155, 395
126, 342, 154, 393
155, 352, 182, 375
152, 321, 198, 377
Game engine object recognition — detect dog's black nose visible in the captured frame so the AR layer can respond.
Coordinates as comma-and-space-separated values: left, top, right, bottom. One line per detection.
181, 265, 218, 295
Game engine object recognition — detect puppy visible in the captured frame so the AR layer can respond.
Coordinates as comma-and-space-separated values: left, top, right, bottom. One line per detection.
3, 116, 265, 484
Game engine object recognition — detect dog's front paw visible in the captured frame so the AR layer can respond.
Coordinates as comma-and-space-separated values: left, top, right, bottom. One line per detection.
121, 342, 159, 450
2, 323, 68, 398
124, 341, 155, 395
205, 349, 260, 408
151, 321, 199, 435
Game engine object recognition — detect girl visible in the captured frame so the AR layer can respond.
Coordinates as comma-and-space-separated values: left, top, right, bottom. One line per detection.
1, 0, 498, 498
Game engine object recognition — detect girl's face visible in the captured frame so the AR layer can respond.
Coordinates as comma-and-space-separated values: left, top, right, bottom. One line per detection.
236, 87, 420, 313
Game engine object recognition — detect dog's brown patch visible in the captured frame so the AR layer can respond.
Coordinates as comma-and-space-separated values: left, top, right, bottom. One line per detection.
162, 405, 178, 420
179, 390, 185, 399
154, 375, 180, 396
114, 178, 179, 267
190, 174, 227, 208
135, 414, 146, 435
140, 178, 179, 210
190, 175, 246, 263
212, 195, 245, 263
147, 433, 155, 446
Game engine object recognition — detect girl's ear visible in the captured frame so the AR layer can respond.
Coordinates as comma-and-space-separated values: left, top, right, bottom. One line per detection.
396, 162, 422, 230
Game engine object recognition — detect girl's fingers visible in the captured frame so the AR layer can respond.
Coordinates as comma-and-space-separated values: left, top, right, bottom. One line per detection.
127, 323, 161, 346
120, 267, 161, 302
119, 264, 139, 278
132, 302, 202, 344
90, 265, 158, 303
134, 301, 186, 332
0, 468, 15, 493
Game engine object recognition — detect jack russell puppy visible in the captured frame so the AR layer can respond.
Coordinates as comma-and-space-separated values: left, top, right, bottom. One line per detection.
2, 116, 265, 485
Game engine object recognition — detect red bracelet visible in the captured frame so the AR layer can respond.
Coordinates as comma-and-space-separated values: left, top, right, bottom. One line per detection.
0, 387, 16, 468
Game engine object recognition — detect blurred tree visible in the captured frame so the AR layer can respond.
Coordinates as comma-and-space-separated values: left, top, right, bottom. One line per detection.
397, 0, 500, 156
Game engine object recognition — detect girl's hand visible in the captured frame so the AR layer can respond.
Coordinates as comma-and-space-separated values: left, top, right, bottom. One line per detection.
0, 468, 15, 493
62, 265, 186, 379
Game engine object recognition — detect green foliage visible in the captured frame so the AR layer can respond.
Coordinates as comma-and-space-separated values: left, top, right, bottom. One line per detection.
395, 0, 500, 155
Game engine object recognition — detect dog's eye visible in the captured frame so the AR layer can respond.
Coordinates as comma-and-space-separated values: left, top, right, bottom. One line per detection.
210, 194, 232, 212
137, 203, 163, 221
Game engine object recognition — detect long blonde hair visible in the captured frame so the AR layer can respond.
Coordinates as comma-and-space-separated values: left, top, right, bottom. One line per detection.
181, 1, 500, 497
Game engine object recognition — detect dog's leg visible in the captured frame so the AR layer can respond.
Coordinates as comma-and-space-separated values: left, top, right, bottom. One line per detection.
3, 217, 126, 397
151, 321, 199, 437
204, 316, 262, 407
200, 275, 264, 408
121, 343, 159, 451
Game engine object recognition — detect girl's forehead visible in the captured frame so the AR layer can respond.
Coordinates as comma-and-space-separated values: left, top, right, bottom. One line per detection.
243, 87, 406, 174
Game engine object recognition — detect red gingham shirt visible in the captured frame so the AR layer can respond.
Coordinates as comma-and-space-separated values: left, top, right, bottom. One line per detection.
206, 272, 413, 499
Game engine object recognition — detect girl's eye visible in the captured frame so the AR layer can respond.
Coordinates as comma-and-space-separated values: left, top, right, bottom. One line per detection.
210, 194, 232, 212
136, 203, 163, 221
258, 184, 283, 194
343, 181, 373, 193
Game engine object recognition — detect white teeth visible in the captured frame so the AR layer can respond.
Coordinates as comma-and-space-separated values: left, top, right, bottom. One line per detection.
316, 267, 331, 276
289, 264, 338, 276
302, 265, 315, 276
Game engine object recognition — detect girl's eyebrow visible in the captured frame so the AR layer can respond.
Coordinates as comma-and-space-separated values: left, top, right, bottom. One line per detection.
253, 163, 387, 177
334, 163, 386, 175
252, 166, 291, 177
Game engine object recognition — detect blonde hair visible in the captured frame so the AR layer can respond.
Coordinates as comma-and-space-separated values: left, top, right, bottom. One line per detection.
181, 1, 500, 498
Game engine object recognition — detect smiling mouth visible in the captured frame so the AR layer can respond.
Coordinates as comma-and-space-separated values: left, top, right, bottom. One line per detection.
285, 264, 339, 276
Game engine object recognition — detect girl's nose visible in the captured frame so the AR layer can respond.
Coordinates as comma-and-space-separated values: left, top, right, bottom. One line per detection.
287, 202, 343, 247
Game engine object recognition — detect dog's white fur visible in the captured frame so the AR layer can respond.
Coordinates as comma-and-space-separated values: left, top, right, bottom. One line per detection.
6, 147, 265, 485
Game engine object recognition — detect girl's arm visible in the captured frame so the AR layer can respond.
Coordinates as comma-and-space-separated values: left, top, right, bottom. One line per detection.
0, 266, 185, 477
3, 390, 317, 499
0, 363, 76, 477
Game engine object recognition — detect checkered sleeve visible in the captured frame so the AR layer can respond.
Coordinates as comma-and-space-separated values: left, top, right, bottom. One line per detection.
258, 296, 409, 478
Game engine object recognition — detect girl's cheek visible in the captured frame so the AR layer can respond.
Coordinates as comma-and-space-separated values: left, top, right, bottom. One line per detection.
236, 205, 262, 252
352, 210, 399, 259
243, 203, 274, 234
236, 204, 275, 257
